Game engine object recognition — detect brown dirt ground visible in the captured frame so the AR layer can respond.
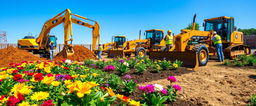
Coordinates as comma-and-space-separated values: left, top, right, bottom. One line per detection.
139, 60, 256, 106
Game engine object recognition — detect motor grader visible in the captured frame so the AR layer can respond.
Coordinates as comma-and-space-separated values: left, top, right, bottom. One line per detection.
108, 29, 169, 58
149, 15, 251, 68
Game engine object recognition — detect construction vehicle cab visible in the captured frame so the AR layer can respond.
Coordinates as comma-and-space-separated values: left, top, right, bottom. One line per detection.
113, 35, 126, 48
145, 29, 164, 45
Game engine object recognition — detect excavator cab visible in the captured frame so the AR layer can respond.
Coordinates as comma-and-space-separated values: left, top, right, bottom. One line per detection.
204, 16, 234, 42
145, 29, 164, 45
48, 35, 57, 48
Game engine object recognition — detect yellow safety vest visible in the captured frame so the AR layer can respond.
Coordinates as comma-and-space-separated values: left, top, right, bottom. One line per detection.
213, 35, 222, 45
165, 35, 173, 45
98, 46, 103, 51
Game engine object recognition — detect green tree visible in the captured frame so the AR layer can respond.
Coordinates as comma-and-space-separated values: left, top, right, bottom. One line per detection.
238, 28, 256, 35
185, 23, 200, 30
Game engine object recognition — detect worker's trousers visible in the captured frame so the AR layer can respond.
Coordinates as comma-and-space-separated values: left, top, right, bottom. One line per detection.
215, 44, 224, 62
50, 50, 54, 60
98, 51, 102, 59
166, 44, 173, 51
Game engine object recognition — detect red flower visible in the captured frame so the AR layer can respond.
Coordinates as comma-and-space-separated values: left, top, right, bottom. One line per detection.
63, 67, 69, 70
100, 86, 107, 90
6, 96, 20, 106
17, 93, 24, 101
17, 67, 24, 70
122, 96, 130, 102
13, 74, 22, 81
34, 73, 44, 81
28, 72, 34, 76
41, 100, 55, 106
46, 74, 54, 77
0, 95, 6, 100
12, 70, 18, 74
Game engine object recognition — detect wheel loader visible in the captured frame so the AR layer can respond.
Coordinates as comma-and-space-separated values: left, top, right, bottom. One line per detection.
108, 29, 169, 58
149, 15, 251, 68
103, 35, 126, 53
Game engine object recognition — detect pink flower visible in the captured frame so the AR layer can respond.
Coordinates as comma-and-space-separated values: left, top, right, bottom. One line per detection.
17, 79, 29, 83
104, 65, 115, 71
161, 88, 168, 95
41, 100, 55, 106
172, 84, 182, 91
139, 84, 155, 93
167, 76, 177, 82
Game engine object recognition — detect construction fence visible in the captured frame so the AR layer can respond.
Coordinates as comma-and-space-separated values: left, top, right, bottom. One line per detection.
0, 44, 93, 52
244, 35, 256, 49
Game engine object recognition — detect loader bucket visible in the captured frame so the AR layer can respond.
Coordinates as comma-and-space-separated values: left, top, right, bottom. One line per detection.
149, 51, 199, 68
58, 45, 74, 58
108, 50, 124, 58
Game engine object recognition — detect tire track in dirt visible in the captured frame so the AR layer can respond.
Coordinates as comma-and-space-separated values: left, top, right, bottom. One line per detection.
139, 61, 256, 106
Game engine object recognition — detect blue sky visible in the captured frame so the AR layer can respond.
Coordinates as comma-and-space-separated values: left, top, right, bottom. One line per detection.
0, 0, 255, 44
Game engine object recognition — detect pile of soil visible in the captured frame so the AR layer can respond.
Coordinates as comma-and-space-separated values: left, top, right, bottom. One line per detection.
0, 46, 45, 67
54, 45, 96, 61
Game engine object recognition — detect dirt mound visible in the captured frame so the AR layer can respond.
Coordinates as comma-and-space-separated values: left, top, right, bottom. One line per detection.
54, 45, 96, 61
0, 46, 44, 67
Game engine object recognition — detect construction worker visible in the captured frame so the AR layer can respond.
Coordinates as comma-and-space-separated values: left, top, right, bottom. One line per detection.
164, 30, 173, 51
49, 41, 54, 60
98, 44, 103, 59
212, 31, 224, 62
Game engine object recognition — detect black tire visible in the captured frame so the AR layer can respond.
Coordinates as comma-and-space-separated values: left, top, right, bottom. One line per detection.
125, 53, 131, 57
193, 45, 209, 66
135, 47, 146, 58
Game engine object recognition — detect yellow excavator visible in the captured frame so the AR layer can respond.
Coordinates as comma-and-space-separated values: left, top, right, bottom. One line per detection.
103, 35, 126, 52
149, 15, 251, 68
18, 9, 100, 58
108, 29, 169, 57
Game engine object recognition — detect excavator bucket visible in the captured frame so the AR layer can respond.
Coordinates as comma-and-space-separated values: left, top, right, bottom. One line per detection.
108, 50, 124, 58
58, 45, 74, 58
149, 51, 199, 68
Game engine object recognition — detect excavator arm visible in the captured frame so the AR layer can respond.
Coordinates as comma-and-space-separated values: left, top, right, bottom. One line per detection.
71, 14, 100, 51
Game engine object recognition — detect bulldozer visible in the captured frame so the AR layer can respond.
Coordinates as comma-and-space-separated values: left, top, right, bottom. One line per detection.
18, 9, 100, 58
103, 35, 126, 53
149, 15, 251, 68
108, 29, 169, 58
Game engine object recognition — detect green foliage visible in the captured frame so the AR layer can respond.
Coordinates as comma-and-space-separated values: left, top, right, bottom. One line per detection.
166, 86, 177, 102
142, 93, 168, 106
158, 60, 171, 70
121, 80, 137, 94
224, 55, 256, 67
135, 62, 147, 74
249, 95, 256, 106
84, 59, 94, 66
106, 74, 123, 91
238, 28, 256, 35
185, 23, 200, 30
151, 62, 162, 73
116, 64, 129, 75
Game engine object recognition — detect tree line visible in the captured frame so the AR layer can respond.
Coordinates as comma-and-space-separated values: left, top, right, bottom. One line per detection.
238, 28, 256, 35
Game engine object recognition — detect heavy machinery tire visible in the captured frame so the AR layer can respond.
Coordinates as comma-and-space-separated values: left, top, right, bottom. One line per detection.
135, 47, 146, 58
160, 47, 167, 51
125, 53, 131, 57
193, 45, 209, 66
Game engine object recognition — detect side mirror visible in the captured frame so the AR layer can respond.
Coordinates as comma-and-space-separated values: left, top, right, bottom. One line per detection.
202, 23, 205, 27
144, 32, 146, 36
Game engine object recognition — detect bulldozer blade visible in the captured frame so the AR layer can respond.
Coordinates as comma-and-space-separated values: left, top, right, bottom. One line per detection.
108, 50, 124, 58
149, 51, 199, 68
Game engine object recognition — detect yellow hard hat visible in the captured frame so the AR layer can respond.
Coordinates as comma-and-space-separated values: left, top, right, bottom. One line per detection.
167, 30, 172, 33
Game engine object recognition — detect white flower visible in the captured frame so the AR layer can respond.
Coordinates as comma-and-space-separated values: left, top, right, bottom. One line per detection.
65, 59, 72, 64
153, 84, 163, 91
123, 62, 129, 67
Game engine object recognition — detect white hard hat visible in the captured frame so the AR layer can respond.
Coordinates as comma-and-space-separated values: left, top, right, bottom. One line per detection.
213, 31, 217, 34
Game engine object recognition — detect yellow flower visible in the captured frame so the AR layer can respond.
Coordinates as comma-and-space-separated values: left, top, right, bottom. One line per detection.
84, 68, 89, 71
129, 100, 141, 106
80, 75, 87, 78
36, 62, 45, 69
64, 80, 72, 85
11, 83, 32, 97
42, 76, 55, 85
7, 69, 15, 73
51, 81, 61, 86
44, 66, 51, 73
0, 96, 7, 103
71, 75, 79, 78
21, 63, 27, 67
18, 101, 30, 106
92, 73, 98, 77
106, 88, 115, 96
173, 63, 178, 68
66, 81, 98, 98
30, 91, 49, 101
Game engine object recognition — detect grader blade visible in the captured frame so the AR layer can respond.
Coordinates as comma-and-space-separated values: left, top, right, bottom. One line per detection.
108, 50, 124, 58
149, 51, 199, 68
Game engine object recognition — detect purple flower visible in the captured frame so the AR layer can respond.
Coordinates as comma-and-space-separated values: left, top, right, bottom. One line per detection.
105, 83, 109, 86
75, 67, 80, 70
161, 88, 168, 95
167, 76, 177, 82
91, 64, 96, 66
139, 84, 155, 93
172, 84, 182, 91
104, 65, 115, 71
123, 74, 132, 79
119, 59, 124, 63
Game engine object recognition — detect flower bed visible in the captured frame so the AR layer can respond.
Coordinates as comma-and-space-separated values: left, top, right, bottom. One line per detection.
0, 59, 182, 106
